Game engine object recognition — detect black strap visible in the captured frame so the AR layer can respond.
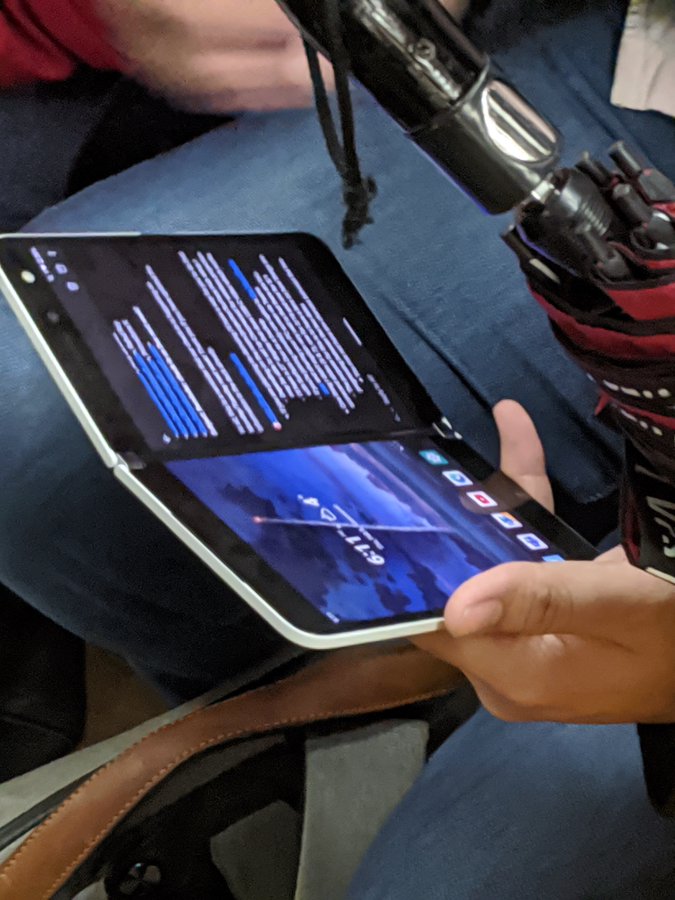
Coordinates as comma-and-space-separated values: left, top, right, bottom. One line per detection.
639, 723, 675, 817
303, 0, 376, 248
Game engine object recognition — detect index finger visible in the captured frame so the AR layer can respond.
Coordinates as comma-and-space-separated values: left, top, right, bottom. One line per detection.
494, 400, 554, 512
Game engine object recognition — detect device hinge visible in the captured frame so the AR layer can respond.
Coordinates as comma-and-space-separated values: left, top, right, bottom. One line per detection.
433, 417, 462, 441
117, 452, 146, 472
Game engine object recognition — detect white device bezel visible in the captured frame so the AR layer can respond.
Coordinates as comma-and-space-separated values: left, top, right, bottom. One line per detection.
0, 233, 445, 649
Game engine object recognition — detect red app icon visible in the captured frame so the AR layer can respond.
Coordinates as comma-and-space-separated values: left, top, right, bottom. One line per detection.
467, 491, 498, 509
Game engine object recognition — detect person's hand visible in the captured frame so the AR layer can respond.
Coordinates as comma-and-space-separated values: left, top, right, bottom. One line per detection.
416, 400, 675, 725
95, 0, 332, 112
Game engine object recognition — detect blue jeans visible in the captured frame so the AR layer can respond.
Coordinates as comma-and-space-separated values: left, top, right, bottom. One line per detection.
0, 72, 118, 230
348, 708, 675, 899
1, 3, 675, 892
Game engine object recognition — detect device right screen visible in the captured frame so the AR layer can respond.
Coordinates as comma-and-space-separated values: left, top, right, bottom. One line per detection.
167, 433, 571, 626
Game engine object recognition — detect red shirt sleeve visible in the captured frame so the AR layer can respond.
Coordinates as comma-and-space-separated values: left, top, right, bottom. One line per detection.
0, 0, 123, 87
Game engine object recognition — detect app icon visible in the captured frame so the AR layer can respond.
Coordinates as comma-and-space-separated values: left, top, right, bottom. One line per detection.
491, 512, 521, 530
443, 470, 473, 487
419, 450, 448, 466
543, 554, 565, 563
467, 491, 498, 509
55, 263, 68, 275
517, 533, 549, 552
66, 281, 80, 293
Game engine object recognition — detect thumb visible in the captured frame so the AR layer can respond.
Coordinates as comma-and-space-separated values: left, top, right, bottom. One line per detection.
444, 558, 658, 639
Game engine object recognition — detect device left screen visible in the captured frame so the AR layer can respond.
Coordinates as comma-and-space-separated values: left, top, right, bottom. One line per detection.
21, 236, 426, 458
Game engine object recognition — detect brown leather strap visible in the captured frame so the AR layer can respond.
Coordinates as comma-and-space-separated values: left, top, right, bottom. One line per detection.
0, 645, 462, 900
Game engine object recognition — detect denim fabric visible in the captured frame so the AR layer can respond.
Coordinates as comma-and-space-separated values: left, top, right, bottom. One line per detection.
0, 3, 673, 696
0, 71, 117, 231
348, 708, 675, 899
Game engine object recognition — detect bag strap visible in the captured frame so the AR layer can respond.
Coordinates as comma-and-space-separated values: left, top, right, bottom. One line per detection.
0, 644, 462, 900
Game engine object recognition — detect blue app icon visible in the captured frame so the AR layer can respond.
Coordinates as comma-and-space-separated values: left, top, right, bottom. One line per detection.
443, 470, 473, 487
543, 554, 565, 563
517, 533, 549, 552
419, 450, 449, 467
491, 512, 521, 530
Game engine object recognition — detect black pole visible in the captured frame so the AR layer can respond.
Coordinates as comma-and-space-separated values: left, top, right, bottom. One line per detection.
276, 0, 561, 214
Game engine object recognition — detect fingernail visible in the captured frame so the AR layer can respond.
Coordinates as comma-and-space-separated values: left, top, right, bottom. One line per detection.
450, 599, 503, 637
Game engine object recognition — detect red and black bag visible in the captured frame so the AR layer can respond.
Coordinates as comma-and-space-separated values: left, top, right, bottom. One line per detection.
511, 147, 675, 587
508, 146, 675, 815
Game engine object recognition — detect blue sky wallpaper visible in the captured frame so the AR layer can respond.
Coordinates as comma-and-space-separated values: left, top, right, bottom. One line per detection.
169, 440, 542, 623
